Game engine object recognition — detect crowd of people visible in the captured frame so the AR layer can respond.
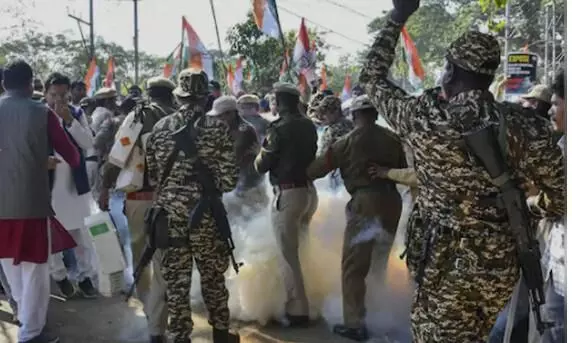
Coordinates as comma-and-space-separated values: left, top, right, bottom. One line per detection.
0, 0, 567, 343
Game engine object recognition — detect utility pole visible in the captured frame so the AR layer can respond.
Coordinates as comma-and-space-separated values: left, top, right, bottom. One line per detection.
544, 4, 549, 84
89, 0, 94, 59
551, 1, 556, 82
68, 0, 94, 60
134, 0, 139, 85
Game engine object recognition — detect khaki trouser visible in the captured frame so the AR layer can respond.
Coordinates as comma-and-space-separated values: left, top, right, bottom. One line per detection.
124, 199, 168, 336
271, 185, 318, 316
342, 189, 402, 328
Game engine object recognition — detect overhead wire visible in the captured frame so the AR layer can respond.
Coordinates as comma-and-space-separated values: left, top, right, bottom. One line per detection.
276, 4, 370, 46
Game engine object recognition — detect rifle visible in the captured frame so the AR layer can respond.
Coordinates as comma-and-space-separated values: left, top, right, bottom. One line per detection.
173, 115, 243, 274
463, 123, 552, 334
124, 240, 154, 301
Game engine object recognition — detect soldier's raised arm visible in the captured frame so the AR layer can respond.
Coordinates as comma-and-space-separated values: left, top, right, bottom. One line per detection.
254, 125, 280, 174
359, 0, 420, 137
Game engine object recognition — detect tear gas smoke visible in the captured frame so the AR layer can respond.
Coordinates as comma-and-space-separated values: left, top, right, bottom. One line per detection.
190, 175, 415, 342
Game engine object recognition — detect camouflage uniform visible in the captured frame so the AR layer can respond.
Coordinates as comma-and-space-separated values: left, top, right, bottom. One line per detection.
146, 69, 239, 343
316, 96, 354, 156
360, 17, 565, 342
307, 92, 326, 124
307, 95, 406, 340
316, 96, 354, 192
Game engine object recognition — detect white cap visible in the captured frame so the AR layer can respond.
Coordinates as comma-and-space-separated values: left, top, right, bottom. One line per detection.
206, 95, 238, 116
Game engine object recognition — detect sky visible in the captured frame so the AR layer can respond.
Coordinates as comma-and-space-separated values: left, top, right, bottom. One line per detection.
0, 0, 393, 64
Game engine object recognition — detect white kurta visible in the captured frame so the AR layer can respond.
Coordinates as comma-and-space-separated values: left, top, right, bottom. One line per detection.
51, 114, 95, 231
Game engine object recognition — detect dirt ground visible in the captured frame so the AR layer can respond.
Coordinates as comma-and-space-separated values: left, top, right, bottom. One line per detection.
0, 294, 368, 343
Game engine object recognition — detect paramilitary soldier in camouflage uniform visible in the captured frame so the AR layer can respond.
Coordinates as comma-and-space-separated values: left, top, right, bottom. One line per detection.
207, 95, 268, 220
255, 82, 318, 327
237, 94, 270, 143
316, 95, 354, 191
307, 95, 406, 341
316, 95, 354, 156
360, 0, 565, 341
146, 69, 239, 343
99, 76, 178, 343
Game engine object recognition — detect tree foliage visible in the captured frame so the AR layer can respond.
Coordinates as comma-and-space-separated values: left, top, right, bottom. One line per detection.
0, 30, 164, 88
361, 0, 565, 88
225, 12, 328, 94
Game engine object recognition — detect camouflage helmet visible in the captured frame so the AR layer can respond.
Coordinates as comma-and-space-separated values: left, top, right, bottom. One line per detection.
308, 92, 326, 114
317, 95, 342, 115
446, 31, 501, 76
173, 68, 209, 98
350, 94, 375, 112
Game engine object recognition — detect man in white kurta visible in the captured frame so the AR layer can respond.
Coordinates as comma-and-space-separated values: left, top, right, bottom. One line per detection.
44, 72, 98, 298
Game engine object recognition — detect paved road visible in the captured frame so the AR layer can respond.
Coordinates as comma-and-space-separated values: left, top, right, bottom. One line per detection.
0, 294, 366, 343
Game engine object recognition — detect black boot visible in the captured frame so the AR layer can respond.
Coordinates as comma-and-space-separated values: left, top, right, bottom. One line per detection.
332, 324, 369, 342
212, 328, 240, 343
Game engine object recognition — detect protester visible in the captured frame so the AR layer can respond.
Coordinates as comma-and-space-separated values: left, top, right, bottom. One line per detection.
359, 0, 565, 341
0, 60, 80, 343
44, 72, 98, 299
70, 81, 87, 108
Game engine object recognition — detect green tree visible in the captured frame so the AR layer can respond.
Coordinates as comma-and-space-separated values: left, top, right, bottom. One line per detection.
0, 30, 164, 88
225, 12, 328, 94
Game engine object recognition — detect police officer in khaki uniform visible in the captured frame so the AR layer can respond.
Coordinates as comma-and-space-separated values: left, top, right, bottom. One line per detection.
98, 76, 178, 343
307, 95, 406, 341
208, 95, 268, 219
255, 82, 318, 327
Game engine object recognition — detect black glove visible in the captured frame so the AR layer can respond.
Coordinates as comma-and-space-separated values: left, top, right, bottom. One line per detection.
391, 0, 420, 24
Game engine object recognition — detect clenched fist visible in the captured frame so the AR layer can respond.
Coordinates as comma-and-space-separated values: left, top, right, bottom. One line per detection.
391, 0, 420, 23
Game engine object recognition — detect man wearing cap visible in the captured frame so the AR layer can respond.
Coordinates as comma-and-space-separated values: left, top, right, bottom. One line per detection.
360, 0, 564, 341
98, 76, 178, 343
146, 68, 239, 343
237, 93, 270, 143
205, 80, 222, 113
91, 87, 118, 160
255, 82, 318, 327
208, 95, 267, 219
307, 95, 406, 341
521, 84, 553, 121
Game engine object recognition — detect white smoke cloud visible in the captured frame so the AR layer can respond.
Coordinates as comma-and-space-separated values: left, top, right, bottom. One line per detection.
189, 152, 415, 342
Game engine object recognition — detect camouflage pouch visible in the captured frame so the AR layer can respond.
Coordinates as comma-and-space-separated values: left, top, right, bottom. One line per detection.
402, 203, 425, 277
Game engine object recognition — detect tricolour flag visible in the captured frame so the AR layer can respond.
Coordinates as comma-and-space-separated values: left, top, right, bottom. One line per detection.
163, 43, 182, 78
253, 0, 280, 39
103, 57, 115, 89
401, 27, 425, 88
182, 16, 214, 80
292, 18, 316, 86
341, 74, 351, 102
84, 58, 100, 97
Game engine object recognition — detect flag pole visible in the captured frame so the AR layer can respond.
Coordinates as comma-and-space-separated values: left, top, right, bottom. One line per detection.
179, 16, 185, 73
269, 0, 293, 82
208, 0, 229, 83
